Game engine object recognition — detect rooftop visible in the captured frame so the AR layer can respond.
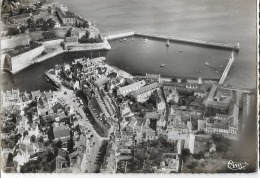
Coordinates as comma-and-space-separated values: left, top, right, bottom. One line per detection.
132, 82, 159, 96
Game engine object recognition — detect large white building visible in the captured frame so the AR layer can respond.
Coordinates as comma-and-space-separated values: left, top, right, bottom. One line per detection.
131, 82, 159, 101
117, 80, 146, 96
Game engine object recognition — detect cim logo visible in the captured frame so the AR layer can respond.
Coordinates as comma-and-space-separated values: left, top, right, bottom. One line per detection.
223, 160, 249, 171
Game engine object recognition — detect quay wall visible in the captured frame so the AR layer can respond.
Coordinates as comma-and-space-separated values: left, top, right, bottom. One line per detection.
1, 35, 30, 50
6, 45, 44, 74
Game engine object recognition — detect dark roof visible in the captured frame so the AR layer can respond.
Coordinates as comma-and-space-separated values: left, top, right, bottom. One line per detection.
57, 7, 75, 18
69, 151, 78, 159
57, 148, 67, 160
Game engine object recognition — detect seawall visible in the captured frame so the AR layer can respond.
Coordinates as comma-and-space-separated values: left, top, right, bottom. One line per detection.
105, 32, 239, 51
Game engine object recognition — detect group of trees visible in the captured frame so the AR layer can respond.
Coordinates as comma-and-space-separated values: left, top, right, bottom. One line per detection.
27, 18, 56, 31
42, 31, 56, 39
77, 22, 89, 28
7, 25, 27, 36
79, 32, 103, 43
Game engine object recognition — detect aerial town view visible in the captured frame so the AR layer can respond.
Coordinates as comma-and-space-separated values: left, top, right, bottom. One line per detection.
0, 0, 258, 174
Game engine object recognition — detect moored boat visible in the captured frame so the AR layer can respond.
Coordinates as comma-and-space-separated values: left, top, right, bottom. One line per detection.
166, 39, 170, 47
160, 64, 166, 67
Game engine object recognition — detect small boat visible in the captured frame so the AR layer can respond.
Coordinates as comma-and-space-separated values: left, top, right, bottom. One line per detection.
166, 39, 170, 47
160, 64, 166, 67
143, 38, 148, 43
179, 50, 183, 52
205, 62, 209, 66
220, 65, 224, 68
123, 38, 127, 41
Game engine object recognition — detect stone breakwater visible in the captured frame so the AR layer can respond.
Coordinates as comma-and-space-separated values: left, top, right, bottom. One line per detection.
105, 32, 239, 51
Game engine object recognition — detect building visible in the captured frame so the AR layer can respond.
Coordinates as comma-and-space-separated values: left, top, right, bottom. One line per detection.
131, 82, 159, 101
88, 96, 112, 136
194, 89, 207, 98
145, 73, 161, 83
2, 89, 21, 107
56, 7, 76, 25
52, 122, 71, 142
117, 80, 146, 96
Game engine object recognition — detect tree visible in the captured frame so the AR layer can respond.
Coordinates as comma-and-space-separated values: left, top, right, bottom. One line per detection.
82, 22, 89, 28
38, 136, 44, 143
30, 135, 36, 143
85, 30, 90, 38
171, 77, 178, 82
42, 31, 56, 39
181, 79, 187, 83
47, 18, 56, 28
20, 25, 27, 33
27, 18, 34, 28
31, 22, 37, 31
41, 22, 49, 31
7, 27, 20, 36
6, 153, 14, 167
65, 30, 71, 37
36, 18, 45, 27
23, 130, 29, 138
181, 148, 190, 162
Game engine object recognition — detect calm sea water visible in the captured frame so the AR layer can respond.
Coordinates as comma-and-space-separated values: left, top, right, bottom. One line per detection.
55, 0, 257, 89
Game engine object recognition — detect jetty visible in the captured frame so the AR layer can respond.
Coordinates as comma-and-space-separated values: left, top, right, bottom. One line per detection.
219, 51, 235, 84
105, 32, 240, 51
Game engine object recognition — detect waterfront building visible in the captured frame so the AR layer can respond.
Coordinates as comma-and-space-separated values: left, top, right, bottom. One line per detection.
117, 80, 146, 96
131, 82, 159, 101
145, 73, 161, 83
56, 7, 76, 25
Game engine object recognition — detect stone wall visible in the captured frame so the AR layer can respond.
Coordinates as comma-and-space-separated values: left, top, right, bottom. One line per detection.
6, 45, 44, 73
1, 35, 30, 49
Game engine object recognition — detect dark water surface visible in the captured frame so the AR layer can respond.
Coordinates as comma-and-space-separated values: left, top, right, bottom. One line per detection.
55, 0, 257, 89
2, 37, 231, 92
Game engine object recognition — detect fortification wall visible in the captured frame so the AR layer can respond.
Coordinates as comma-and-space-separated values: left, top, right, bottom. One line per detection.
1, 35, 30, 49
29, 29, 68, 41
8, 45, 44, 73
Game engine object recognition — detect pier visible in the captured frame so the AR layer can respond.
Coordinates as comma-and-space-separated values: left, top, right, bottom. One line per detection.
218, 51, 235, 84
105, 32, 240, 51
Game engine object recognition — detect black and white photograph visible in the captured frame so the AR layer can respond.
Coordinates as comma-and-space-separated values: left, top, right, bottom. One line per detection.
0, 0, 258, 175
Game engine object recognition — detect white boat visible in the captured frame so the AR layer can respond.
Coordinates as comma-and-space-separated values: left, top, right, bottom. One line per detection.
143, 38, 148, 43
160, 64, 166, 67
123, 38, 127, 41
205, 62, 209, 66
166, 39, 170, 47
